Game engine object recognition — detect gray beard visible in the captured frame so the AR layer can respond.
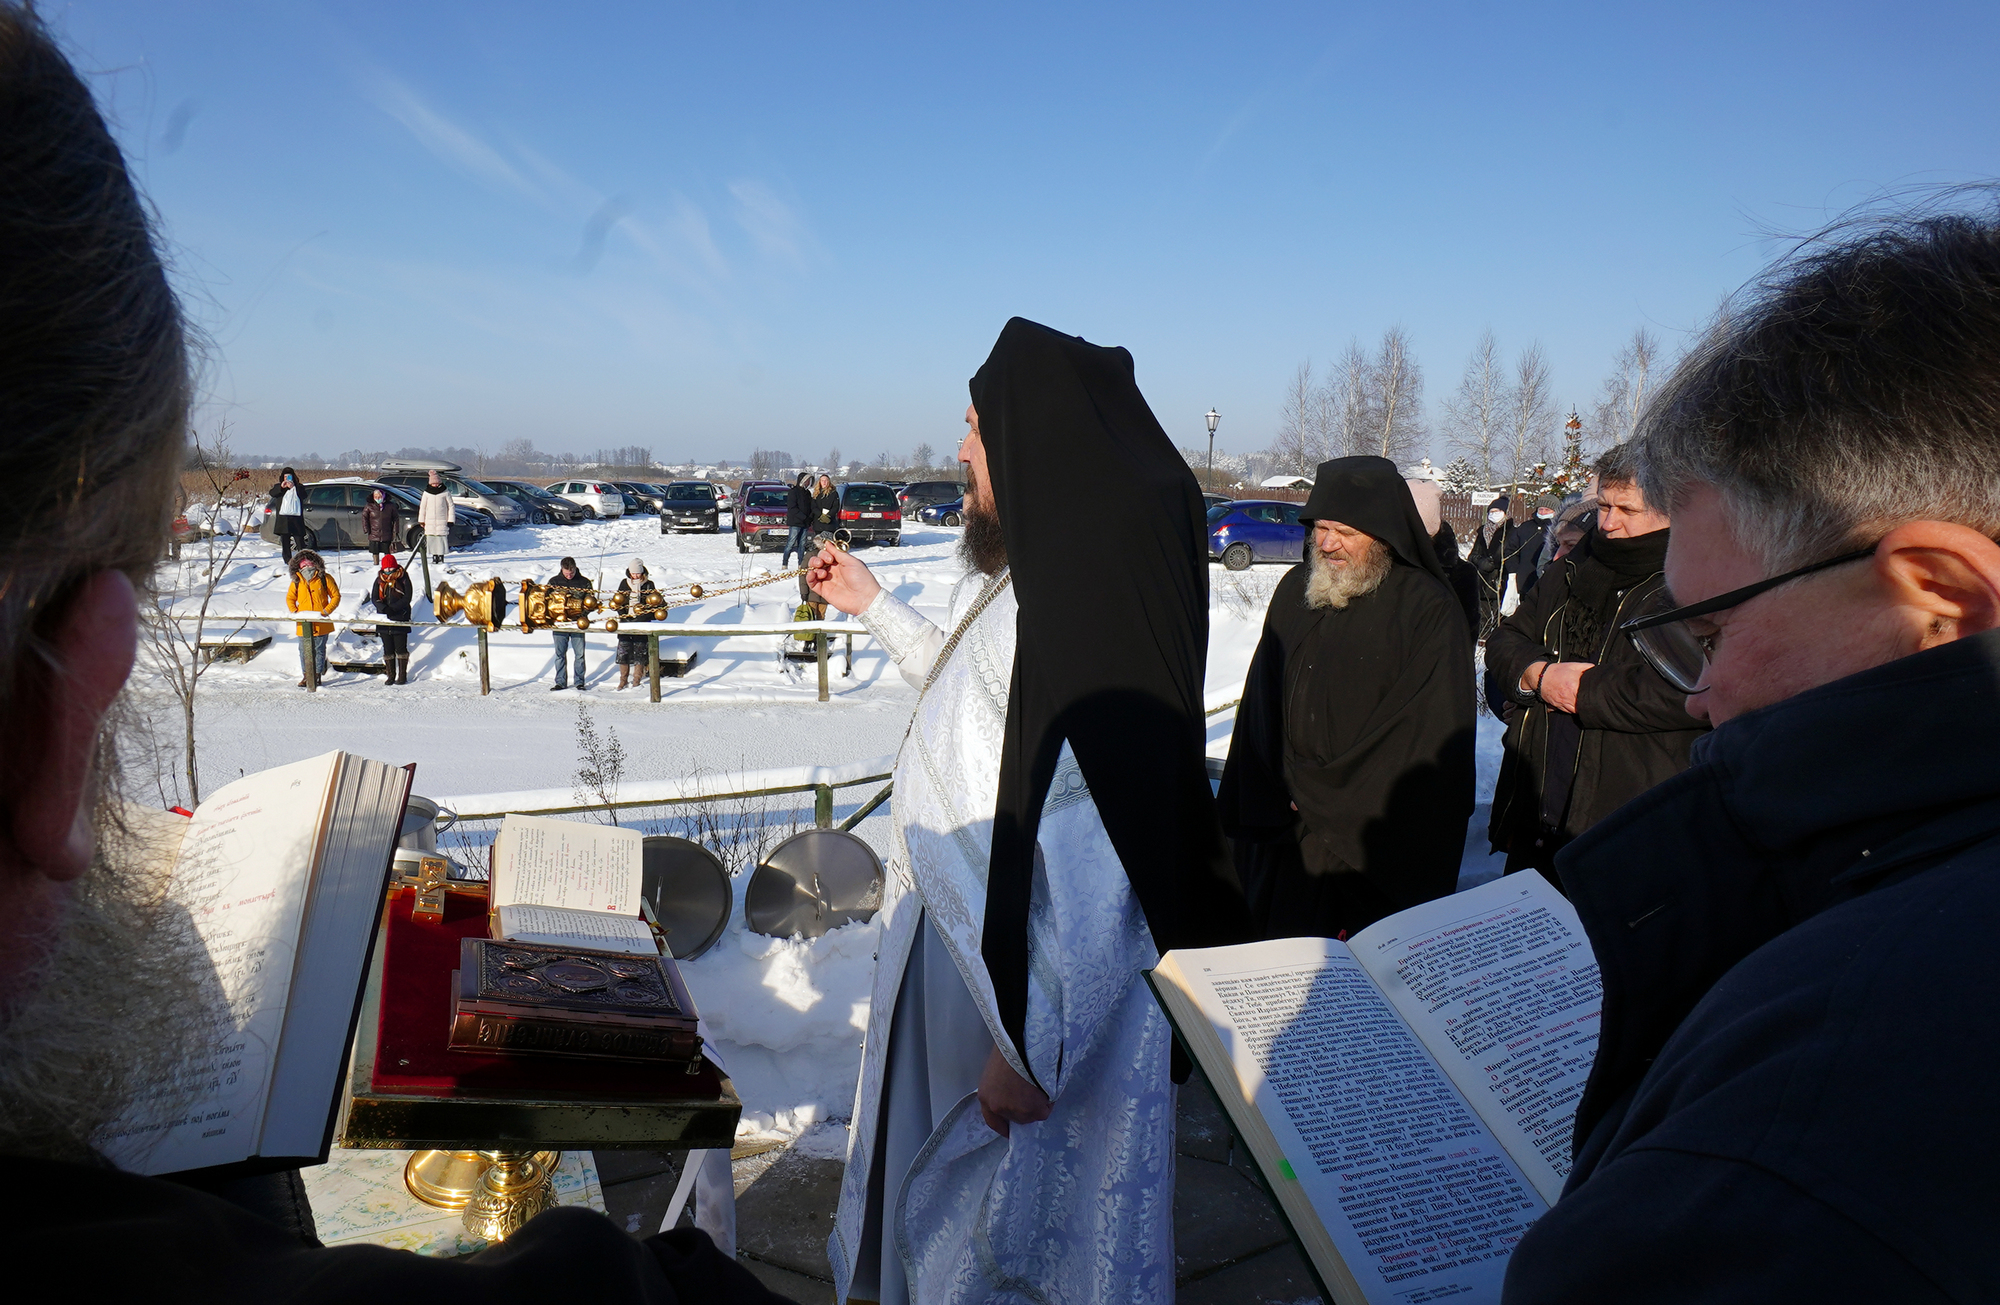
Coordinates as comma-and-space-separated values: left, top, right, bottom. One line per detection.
1305, 538, 1393, 610
0, 730, 219, 1165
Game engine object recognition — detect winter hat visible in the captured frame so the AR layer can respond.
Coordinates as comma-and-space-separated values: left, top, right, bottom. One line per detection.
380, 553, 400, 570
1404, 479, 1443, 536
1490, 495, 1510, 514
628, 556, 647, 575
1534, 494, 1561, 515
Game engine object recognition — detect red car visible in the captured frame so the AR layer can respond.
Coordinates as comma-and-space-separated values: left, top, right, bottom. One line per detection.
735, 480, 794, 553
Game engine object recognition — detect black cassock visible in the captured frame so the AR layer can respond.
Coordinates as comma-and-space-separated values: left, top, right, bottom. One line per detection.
1219, 459, 1476, 938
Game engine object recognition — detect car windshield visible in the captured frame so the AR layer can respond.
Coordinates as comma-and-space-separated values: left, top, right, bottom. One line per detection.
460, 478, 498, 494
667, 484, 714, 501
745, 487, 788, 508
845, 484, 896, 508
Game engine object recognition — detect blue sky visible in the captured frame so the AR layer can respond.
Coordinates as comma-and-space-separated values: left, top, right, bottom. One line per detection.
58, 1, 2000, 463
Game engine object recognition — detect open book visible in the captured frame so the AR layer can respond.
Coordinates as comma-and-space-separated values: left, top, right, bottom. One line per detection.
100, 751, 410, 1180
1148, 871, 1600, 1305
487, 813, 657, 956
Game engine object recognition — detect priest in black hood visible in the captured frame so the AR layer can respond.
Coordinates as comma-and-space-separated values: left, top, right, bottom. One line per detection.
809, 318, 1247, 1305
1219, 456, 1477, 937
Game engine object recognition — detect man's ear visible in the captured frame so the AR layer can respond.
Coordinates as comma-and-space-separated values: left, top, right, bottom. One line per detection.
1872, 521, 2000, 647
7, 570, 138, 882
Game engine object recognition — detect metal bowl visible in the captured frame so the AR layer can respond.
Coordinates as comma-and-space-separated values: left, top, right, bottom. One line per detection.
744, 828, 885, 939
639, 836, 732, 960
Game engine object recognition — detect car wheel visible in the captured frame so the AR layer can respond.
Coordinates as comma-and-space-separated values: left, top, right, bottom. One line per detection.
1222, 542, 1254, 572
943, 512, 961, 527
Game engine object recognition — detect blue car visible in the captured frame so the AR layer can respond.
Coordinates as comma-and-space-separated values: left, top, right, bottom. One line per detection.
1208, 499, 1304, 570
917, 496, 964, 526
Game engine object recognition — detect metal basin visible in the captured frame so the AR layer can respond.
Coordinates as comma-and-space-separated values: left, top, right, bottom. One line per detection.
640, 836, 733, 960
399, 793, 458, 853
744, 829, 884, 939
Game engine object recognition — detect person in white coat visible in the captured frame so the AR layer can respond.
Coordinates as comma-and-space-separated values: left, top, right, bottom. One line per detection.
418, 469, 454, 563
807, 318, 1248, 1305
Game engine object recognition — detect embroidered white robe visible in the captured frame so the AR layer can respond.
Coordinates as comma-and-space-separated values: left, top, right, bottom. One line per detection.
828, 570, 1175, 1305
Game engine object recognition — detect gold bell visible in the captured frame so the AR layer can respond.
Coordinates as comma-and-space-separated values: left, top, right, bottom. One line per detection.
689, 583, 704, 600
434, 580, 464, 622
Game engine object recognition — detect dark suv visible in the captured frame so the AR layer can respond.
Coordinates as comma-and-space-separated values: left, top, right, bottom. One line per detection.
735, 480, 793, 552
897, 480, 963, 517
837, 482, 902, 547
483, 478, 587, 524
659, 481, 722, 534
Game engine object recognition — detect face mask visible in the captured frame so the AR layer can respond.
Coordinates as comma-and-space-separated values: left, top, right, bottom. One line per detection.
1488, 510, 1506, 523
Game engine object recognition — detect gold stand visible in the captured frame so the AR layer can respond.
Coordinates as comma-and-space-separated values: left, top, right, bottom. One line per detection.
404, 1148, 560, 1240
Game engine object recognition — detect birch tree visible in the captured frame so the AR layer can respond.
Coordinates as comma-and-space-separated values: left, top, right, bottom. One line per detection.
1505, 343, 1559, 493
1591, 327, 1661, 446
1441, 329, 1505, 486
1329, 340, 1373, 458
1371, 326, 1426, 463
1270, 360, 1321, 477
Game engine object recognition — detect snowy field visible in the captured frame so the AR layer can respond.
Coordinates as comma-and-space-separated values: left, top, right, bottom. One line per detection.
137, 511, 1504, 1152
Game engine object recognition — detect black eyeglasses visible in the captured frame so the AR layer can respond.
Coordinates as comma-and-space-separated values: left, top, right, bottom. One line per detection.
1620, 547, 1876, 693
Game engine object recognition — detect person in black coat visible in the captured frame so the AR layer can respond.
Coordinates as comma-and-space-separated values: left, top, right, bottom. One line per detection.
368, 554, 414, 686
1485, 451, 1706, 878
613, 557, 658, 691
267, 466, 306, 564
1432, 521, 1481, 649
781, 473, 813, 567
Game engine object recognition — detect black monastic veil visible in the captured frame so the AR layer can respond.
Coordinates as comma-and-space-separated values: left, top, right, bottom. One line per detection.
968, 318, 1250, 1076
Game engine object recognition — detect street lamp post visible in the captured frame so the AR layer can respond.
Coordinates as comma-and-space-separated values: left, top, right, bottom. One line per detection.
1204, 409, 1221, 491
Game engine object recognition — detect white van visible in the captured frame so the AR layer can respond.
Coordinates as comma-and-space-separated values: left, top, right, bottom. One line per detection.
546, 478, 627, 518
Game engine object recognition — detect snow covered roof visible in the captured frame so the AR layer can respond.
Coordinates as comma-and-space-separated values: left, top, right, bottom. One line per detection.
1260, 474, 1313, 489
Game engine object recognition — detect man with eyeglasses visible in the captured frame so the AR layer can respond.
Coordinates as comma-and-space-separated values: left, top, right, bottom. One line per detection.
1502, 208, 2000, 1302
1485, 443, 1708, 880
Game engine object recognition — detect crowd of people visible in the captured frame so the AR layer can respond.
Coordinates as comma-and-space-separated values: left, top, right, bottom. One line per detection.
4, 6, 1999, 1302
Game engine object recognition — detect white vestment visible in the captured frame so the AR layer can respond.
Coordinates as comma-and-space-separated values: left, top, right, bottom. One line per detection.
828, 570, 1176, 1305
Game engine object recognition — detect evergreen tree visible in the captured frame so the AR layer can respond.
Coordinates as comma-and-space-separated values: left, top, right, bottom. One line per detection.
1440, 456, 1482, 494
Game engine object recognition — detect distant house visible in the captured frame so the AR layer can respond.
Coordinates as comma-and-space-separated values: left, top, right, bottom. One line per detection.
1260, 473, 1314, 490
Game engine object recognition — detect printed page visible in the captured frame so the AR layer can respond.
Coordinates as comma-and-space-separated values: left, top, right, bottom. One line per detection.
1349, 873, 1601, 1204
101, 753, 342, 1175
490, 814, 643, 914
1171, 938, 1545, 1304
495, 903, 659, 955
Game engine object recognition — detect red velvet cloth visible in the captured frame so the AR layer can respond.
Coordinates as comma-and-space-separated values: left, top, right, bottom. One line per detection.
372, 887, 722, 1099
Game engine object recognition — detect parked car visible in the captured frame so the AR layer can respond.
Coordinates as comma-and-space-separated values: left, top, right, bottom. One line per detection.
457, 506, 497, 540
375, 461, 528, 528
836, 482, 902, 547
659, 481, 722, 534
735, 480, 793, 552
897, 480, 963, 517
482, 478, 587, 524
917, 496, 964, 526
544, 478, 627, 518
257, 480, 480, 553
611, 481, 670, 514
1202, 493, 1233, 511
712, 483, 734, 514
1207, 499, 1305, 570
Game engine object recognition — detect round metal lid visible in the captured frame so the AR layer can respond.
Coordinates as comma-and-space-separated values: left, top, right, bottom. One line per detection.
639, 836, 732, 960
744, 828, 885, 939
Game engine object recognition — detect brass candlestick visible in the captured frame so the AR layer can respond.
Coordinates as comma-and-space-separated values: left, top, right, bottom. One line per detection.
404, 1148, 560, 1241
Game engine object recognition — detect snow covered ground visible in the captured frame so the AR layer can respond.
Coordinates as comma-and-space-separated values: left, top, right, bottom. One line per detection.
138, 513, 1505, 1152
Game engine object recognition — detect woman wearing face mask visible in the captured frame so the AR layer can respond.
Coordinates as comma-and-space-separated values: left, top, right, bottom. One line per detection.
361, 486, 399, 562
267, 467, 305, 564
1469, 496, 1513, 635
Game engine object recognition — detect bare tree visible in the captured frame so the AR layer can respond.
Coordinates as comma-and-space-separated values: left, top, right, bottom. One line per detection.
1269, 360, 1321, 477
571, 701, 627, 826
912, 442, 935, 473
1504, 343, 1559, 493
825, 447, 842, 476
139, 425, 257, 806
1371, 326, 1426, 463
1329, 340, 1373, 458
1591, 327, 1661, 446
1441, 329, 1505, 486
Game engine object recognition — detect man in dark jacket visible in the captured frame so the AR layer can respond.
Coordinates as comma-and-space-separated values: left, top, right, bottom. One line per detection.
1486, 444, 1706, 877
545, 556, 592, 690
781, 473, 812, 567
1503, 205, 2000, 1301
0, 9, 783, 1301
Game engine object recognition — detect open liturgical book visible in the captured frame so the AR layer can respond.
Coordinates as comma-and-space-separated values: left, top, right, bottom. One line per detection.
1148, 871, 1601, 1305
486, 814, 660, 956
101, 751, 411, 1180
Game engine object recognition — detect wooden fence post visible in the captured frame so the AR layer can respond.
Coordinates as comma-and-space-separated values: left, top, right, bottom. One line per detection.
648, 632, 662, 703
814, 783, 833, 828
844, 632, 852, 677
815, 630, 829, 702
477, 627, 490, 696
